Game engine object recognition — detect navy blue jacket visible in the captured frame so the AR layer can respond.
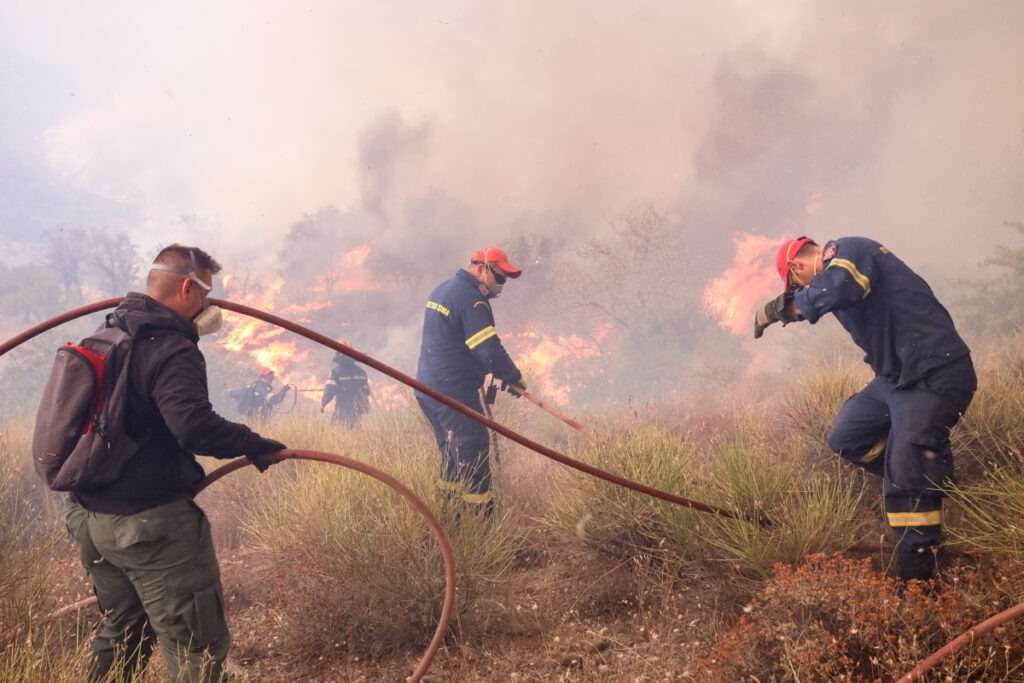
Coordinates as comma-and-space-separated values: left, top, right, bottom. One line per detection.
793, 237, 970, 387
322, 357, 370, 415
416, 269, 522, 396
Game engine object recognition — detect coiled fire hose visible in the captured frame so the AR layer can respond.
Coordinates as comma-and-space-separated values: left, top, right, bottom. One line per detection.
4, 299, 1016, 678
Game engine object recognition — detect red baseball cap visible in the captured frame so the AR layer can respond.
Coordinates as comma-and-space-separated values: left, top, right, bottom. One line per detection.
776, 236, 815, 286
471, 247, 522, 278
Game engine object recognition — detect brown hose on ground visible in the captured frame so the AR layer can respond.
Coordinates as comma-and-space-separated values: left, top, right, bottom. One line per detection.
47, 450, 456, 683
898, 602, 1024, 682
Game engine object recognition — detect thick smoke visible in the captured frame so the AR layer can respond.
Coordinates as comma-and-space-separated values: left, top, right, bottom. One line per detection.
1, 1, 1023, 407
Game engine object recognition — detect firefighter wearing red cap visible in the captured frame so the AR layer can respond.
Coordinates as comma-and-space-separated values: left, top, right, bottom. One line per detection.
415, 247, 526, 515
230, 367, 291, 419
754, 236, 976, 580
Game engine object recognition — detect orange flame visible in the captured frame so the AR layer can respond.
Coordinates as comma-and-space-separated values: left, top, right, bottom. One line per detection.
508, 322, 611, 405
702, 233, 785, 336
343, 243, 372, 268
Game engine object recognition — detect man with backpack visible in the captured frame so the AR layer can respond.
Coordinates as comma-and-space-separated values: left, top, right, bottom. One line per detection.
51, 245, 286, 682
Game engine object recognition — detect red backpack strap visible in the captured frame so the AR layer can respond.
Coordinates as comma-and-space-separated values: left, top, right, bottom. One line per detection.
65, 342, 106, 431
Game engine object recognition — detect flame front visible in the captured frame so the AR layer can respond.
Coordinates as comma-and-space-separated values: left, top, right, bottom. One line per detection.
702, 233, 784, 336
508, 321, 611, 406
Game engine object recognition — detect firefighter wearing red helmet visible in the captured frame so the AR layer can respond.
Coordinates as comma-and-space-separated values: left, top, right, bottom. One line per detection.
230, 366, 291, 419
415, 247, 526, 516
754, 236, 976, 581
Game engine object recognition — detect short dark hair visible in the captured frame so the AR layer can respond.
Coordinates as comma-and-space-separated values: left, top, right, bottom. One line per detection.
153, 244, 222, 274
796, 241, 818, 258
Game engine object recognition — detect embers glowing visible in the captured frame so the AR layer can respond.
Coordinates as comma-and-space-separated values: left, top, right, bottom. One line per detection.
702, 233, 783, 336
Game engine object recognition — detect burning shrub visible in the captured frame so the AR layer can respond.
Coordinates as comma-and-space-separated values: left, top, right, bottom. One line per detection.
702, 554, 1024, 681
238, 410, 523, 659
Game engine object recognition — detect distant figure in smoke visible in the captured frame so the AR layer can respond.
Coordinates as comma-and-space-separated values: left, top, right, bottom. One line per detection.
231, 367, 291, 419
753, 236, 976, 581
415, 247, 526, 515
321, 341, 371, 424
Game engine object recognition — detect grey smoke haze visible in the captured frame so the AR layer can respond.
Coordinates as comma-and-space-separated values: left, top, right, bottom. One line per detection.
2, 0, 1021, 275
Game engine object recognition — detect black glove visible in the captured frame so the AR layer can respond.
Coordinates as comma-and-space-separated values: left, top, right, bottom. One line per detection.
281, 384, 291, 394
247, 438, 287, 473
500, 379, 525, 398
753, 292, 801, 339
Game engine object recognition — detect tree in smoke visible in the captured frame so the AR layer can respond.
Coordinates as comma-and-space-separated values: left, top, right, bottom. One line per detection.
959, 221, 1024, 337
556, 205, 681, 332
86, 229, 142, 296
0, 263, 63, 324
45, 227, 86, 294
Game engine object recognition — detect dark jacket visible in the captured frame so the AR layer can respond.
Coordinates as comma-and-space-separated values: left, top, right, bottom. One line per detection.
232, 379, 289, 418
793, 237, 971, 387
415, 269, 522, 397
322, 356, 370, 417
73, 293, 283, 514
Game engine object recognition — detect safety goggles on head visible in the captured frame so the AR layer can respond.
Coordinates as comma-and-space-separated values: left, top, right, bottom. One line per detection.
150, 250, 212, 292
473, 261, 507, 284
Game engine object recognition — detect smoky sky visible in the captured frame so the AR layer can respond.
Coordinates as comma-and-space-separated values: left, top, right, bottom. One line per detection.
0, 0, 1022, 275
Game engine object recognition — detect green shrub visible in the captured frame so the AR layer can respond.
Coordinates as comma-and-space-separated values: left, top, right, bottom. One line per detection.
782, 356, 871, 450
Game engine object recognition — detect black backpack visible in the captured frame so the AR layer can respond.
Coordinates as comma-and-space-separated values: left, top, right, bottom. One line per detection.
32, 325, 142, 491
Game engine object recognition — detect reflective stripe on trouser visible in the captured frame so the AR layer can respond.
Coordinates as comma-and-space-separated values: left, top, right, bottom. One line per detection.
415, 390, 493, 511
64, 496, 230, 682
825, 357, 976, 579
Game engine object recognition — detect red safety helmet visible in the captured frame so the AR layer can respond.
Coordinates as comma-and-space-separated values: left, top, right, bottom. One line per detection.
258, 367, 275, 377
776, 237, 815, 287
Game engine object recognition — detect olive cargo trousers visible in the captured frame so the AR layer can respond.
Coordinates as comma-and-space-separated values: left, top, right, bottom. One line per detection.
64, 496, 229, 682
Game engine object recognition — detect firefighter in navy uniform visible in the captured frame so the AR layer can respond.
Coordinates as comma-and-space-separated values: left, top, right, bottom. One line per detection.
754, 236, 976, 580
321, 343, 371, 424
230, 367, 290, 419
415, 247, 526, 515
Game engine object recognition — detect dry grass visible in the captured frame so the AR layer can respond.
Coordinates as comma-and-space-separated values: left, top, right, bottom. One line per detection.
2, 337, 1024, 681
235, 410, 526, 660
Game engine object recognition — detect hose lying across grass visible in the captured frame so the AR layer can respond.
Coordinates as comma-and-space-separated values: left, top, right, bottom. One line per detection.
5, 299, 1019, 679
45, 450, 455, 683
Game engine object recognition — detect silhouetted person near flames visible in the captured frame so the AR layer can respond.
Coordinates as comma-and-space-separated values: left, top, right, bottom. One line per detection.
415, 247, 526, 515
753, 236, 976, 581
231, 366, 290, 419
321, 342, 371, 424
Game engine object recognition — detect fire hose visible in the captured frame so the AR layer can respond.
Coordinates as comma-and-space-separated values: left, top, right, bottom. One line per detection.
44, 450, 454, 683
0, 298, 740, 520
5, 300, 1011, 677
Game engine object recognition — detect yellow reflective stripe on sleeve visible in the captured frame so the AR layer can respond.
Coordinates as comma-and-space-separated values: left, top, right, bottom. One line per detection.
463, 490, 494, 505
827, 258, 871, 297
436, 479, 462, 492
465, 325, 496, 349
426, 301, 451, 316
337, 376, 353, 381
859, 439, 887, 464
887, 510, 942, 527
325, 380, 338, 386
